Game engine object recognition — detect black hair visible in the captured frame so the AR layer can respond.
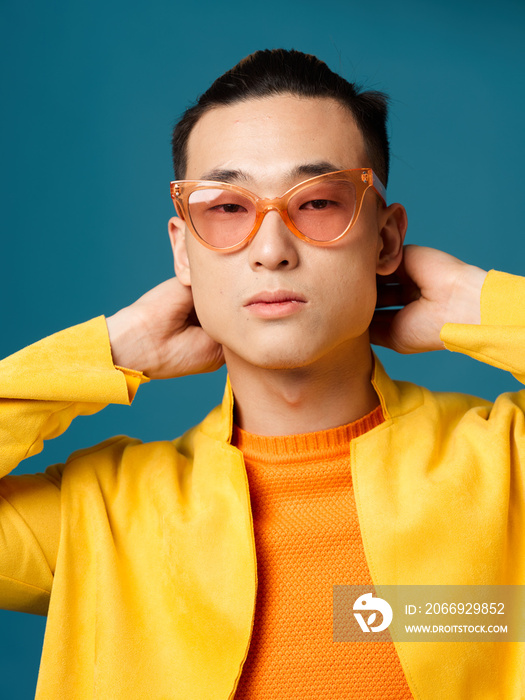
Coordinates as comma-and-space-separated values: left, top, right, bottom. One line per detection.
171, 49, 390, 185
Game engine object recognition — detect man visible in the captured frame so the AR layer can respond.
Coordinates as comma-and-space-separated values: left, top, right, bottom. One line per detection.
0, 49, 523, 699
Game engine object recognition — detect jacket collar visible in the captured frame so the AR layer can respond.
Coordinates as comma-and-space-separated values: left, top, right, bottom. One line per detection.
198, 351, 423, 444
370, 352, 423, 422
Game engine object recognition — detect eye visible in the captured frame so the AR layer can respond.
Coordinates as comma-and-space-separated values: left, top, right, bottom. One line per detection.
300, 199, 337, 210
209, 203, 248, 214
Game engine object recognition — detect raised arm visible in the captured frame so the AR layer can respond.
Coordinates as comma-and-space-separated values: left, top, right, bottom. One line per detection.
0, 276, 223, 613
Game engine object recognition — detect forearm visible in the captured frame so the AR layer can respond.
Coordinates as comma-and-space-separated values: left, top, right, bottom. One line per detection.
0, 317, 144, 477
441, 270, 525, 383
0, 317, 147, 612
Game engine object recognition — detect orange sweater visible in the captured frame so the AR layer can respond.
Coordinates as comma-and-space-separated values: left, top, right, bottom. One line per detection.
233, 405, 413, 699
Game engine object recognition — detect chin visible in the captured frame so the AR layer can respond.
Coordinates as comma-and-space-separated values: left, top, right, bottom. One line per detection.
233, 345, 325, 371
255, 357, 311, 371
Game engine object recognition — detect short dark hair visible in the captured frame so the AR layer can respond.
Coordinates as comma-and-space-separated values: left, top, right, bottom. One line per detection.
171, 49, 390, 186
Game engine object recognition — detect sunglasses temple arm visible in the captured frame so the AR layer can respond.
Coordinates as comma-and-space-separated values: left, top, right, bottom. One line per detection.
371, 172, 387, 205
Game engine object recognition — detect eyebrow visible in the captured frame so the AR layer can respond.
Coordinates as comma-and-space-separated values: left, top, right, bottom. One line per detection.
199, 168, 250, 183
289, 161, 344, 178
199, 161, 345, 184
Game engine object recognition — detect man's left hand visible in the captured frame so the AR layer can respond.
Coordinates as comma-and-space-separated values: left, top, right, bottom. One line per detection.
370, 245, 488, 354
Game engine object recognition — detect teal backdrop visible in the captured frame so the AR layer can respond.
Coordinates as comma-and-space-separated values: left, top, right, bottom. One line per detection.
1, 0, 524, 695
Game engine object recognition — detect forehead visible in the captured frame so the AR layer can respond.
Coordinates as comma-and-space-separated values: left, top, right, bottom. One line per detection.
185, 94, 368, 188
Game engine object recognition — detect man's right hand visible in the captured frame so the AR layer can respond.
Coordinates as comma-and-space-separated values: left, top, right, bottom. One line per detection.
106, 278, 225, 379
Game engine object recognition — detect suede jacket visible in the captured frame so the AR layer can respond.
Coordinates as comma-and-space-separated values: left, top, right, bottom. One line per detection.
0, 270, 524, 699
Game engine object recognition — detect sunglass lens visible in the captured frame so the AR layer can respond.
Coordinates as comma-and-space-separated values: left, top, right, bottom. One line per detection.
188, 188, 256, 249
288, 180, 356, 241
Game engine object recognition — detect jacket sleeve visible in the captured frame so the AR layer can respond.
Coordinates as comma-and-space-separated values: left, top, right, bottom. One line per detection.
0, 316, 147, 613
440, 270, 525, 383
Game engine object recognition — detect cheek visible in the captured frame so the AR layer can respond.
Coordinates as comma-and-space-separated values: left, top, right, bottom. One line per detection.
185, 252, 234, 342
332, 272, 376, 323
328, 238, 379, 293
191, 278, 225, 333
322, 247, 379, 327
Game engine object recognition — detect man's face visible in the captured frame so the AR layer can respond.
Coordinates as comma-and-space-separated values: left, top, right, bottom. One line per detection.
169, 94, 404, 372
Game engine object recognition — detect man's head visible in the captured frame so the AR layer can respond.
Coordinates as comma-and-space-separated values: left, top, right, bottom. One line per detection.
171, 49, 390, 186
168, 51, 407, 376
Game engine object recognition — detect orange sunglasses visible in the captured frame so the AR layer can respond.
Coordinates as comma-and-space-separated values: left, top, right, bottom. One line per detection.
170, 168, 386, 252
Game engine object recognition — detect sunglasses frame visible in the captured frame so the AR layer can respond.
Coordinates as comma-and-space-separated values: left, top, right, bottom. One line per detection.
170, 168, 387, 252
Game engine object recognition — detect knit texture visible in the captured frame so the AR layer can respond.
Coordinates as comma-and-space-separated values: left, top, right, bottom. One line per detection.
233, 405, 413, 699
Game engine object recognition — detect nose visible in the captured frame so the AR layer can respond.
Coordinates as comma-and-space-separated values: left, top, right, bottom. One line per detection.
247, 210, 300, 271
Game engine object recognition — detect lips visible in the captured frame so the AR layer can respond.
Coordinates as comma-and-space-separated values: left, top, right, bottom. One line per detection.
244, 290, 307, 306
243, 290, 307, 319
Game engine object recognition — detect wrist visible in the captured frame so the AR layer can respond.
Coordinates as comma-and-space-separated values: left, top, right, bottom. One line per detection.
449, 263, 488, 326
106, 308, 150, 373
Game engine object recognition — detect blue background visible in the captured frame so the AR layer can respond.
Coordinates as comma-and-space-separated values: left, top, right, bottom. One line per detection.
1, 0, 524, 695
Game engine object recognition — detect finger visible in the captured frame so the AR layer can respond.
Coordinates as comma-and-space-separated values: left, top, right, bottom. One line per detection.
376, 283, 404, 309
376, 281, 421, 309
376, 271, 404, 285
187, 306, 202, 327
368, 309, 399, 349
376, 260, 418, 289
168, 278, 197, 314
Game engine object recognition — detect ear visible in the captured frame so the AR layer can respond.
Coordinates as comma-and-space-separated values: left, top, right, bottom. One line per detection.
376, 203, 408, 276
168, 216, 192, 286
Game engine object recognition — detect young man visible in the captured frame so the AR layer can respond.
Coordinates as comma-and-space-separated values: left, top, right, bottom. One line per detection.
1, 49, 524, 699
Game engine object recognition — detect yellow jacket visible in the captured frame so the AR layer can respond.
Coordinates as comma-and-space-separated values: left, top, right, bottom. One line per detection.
0, 269, 524, 699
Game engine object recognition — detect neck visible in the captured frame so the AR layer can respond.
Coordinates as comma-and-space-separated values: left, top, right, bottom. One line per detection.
225, 337, 379, 436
